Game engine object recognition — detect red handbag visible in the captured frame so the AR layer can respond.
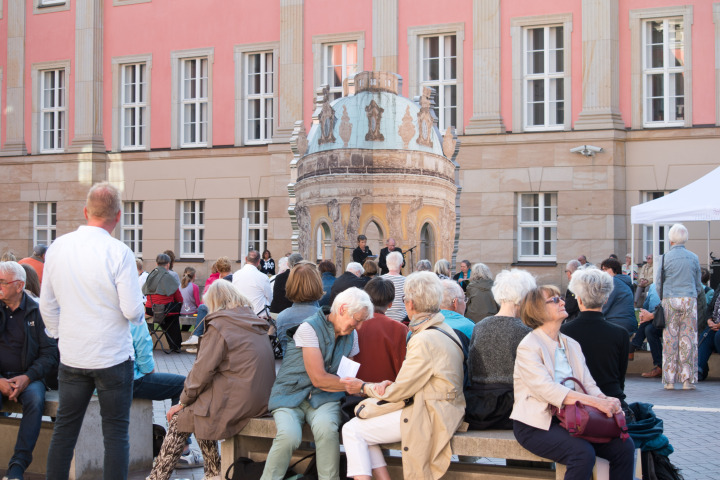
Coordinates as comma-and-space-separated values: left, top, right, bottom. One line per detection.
551, 377, 630, 443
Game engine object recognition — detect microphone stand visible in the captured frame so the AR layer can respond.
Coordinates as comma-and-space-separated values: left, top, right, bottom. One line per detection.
406, 245, 418, 273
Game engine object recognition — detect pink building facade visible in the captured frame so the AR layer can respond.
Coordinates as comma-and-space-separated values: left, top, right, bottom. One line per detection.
1, 0, 719, 285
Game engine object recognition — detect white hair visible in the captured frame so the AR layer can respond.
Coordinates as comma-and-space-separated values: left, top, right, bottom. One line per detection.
469, 263, 493, 281
433, 259, 451, 277
277, 256, 289, 274
568, 268, 614, 309
386, 251, 403, 271
491, 269, 536, 306
668, 223, 688, 245
330, 286, 374, 319
404, 271, 443, 314
440, 279, 464, 310
416, 259, 432, 271
0, 261, 26, 284
346, 262, 365, 276
565, 259, 581, 273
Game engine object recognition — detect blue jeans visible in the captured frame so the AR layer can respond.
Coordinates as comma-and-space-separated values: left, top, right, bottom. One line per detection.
631, 322, 663, 367
698, 328, 720, 380
133, 372, 185, 405
46, 359, 134, 480
1, 379, 46, 473
192, 304, 209, 337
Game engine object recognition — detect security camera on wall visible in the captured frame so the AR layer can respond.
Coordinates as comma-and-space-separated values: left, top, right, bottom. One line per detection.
570, 145, 603, 157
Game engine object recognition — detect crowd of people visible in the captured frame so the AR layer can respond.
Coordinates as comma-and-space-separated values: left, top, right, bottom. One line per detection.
1, 189, 716, 480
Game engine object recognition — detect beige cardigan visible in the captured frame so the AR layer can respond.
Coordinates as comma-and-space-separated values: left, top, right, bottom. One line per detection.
510, 328, 603, 431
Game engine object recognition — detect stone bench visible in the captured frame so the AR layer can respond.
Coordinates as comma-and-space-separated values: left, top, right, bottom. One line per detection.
221, 416, 635, 480
627, 349, 720, 378
0, 390, 153, 479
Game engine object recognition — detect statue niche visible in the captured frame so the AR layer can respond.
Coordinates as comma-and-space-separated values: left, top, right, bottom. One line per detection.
365, 100, 385, 141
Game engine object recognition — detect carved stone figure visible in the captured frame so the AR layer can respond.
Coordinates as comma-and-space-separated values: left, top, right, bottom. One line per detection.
416, 87, 435, 148
339, 106, 353, 147
295, 205, 312, 259
442, 126, 458, 159
406, 197, 424, 248
386, 202, 403, 244
318, 86, 336, 145
328, 199, 346, 268
398, 106, 415, 149
346, 197, 362, 241
365, 100, 385, 141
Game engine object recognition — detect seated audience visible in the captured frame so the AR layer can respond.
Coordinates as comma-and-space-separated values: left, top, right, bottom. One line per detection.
439, 279, 474, 341
382, 252, 407, 322
465, 269, 534, 430
275, 262, 323, 356
185, 257, 232, 349
20, 264, 41, 299
415, 259, 432, 272
511, 285, 635, 479
631, 283, 663, 378
465, 263, 498, 323
352, 235, 372, 265
561, 268, 630, 411
18, 244, 47, 285
318, 260, 337, 307
564, 259, 582, 322
260, 288, 373, 480
341, 272, 466, 480
143, 253, 184, 352
361, 259, 378, 284
634, 254, 654, 308
148, 281, 275, 480
0, 261, 59, 480
452, 260, 472, 291
599, 258, 638, 334
698, 290, 720, 381
269, 253, 302, 314
328, 262, 366, 306
179, 267, 201, 317
234, 250, 274, 316
433, 259, 451, 280
355, 277, 408, 383
701, 267, 714, 307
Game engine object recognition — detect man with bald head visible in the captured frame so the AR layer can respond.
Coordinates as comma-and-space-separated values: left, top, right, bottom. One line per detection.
40, 182, 145, 480
378, 238, 406, 275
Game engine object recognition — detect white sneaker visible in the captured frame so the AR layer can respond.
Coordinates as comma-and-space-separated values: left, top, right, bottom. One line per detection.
186, 347, 198, 354
181, 335, 199, 346
176, 450, 204, 469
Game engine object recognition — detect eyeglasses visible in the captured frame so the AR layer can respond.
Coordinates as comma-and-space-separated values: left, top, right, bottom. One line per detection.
455, 296, 468, 303
545, 296, 563, 304
0, 280, 21, 288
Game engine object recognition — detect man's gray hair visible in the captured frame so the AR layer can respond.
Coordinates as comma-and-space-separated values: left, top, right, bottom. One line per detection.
491, 269, 536, 306
416, 259, 432, 271
346, 262, 365, 276
440, 279, 464, 310
0, 261, 26, 284
469, 263, 493, 281
386, 251, 403, 271
156, 253, 171, 266
566, 259, 581, 273
568, 268, 614, 309
246, 250, 261, 265
404, 271, 443, 314
288, 253, 304, 268
330, 287, 374, 320
668, 223, 689, 245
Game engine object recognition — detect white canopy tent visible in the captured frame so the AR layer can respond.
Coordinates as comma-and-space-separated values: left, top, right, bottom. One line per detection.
630, 166, 720, 269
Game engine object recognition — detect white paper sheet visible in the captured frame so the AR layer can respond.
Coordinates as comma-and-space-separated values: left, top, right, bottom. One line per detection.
337, 355, 361, 378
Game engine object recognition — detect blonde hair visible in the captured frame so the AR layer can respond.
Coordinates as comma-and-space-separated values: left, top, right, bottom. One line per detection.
181, 266, 196, 289
520, 285, 562, 329
204, 280, 252, 314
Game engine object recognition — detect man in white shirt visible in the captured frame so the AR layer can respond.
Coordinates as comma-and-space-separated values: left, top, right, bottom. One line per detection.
40, 182, 145, 480
232, 250, 273, 316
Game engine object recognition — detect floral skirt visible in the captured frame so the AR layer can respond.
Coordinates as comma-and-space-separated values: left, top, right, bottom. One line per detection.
661, 297, 698, 384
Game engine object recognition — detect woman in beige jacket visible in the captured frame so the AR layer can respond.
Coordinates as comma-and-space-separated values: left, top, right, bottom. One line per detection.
148, 281, 276, 480
341, 271, 466, 480
510, 285, 635, 480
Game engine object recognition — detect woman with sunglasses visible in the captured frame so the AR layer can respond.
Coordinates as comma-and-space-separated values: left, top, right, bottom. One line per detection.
510, 285, 635, 479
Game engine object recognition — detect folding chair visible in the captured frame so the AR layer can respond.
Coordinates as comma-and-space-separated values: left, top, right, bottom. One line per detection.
147, 301, 182, 354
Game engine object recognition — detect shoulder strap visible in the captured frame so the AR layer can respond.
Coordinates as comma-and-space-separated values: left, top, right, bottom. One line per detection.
659, 254, 665, 300
427, 325, 465, 357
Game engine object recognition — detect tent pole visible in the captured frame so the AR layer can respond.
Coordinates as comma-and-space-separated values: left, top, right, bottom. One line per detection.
653, 223, 660, 283
631, 221, 635, 285
708, 221, 711, 269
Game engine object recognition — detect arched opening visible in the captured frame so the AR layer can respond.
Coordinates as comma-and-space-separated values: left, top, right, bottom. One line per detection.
316, 222, 332, 262
420, 222, 435, 265
363, 221, 384, 258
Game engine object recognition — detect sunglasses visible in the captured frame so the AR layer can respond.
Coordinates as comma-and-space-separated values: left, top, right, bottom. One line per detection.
545, 296, 563, 304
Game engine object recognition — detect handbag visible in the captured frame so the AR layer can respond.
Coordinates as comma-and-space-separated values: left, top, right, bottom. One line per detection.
225, 452, 316, 480
652, 255, 666, 329
354, 397, 412, 420
551, 377, 629, 444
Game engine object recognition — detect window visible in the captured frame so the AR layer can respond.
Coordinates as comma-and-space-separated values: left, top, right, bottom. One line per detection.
33, 0, 70, 14
40, 0, 64, 4
323, 42, 358, 101
316, 222, 331, 262
244, 199, 268, 254
629, 6, 693, 129
407, 24, 464, 133
517, 193, 557, 261
420, 34, 457, 131
121, 64, 147, 150
34, 202, 56, 245
180, 200, 204, 258
122, 201, 143, 256
641, 191, 672, 256
642, 19, 685, 126
171, 48, 214, 149
523, 26, 565, 130
246, 52, 274, 143
40, 70, 66, 153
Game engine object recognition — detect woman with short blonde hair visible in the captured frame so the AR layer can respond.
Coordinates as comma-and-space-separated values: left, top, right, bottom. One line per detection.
275, 262, 324, 356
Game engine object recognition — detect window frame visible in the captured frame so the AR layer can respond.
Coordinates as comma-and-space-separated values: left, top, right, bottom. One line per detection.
121, 201, 143, 257
234, 42, 279, 146
243, 199, 268, 255
641, 191, 673, 257
34, 0, 70, 14
629, 6, 693, 129
517, 192, 558, 262
510, 14, 572, 133
312, 32, 365, 100
31, 61, 70, 155
522, 26, 566, 131
171, 48, 214, 149
112, 54, 152, 152
408, 23, 465, 134
180, 200, 205, 259
418, 33, 458, 133
33, 202, 57, 246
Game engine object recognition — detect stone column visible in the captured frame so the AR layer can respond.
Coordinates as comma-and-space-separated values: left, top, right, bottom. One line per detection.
574, 0, 625, 130
70, 0, 106, 152
372, 0, 398, 74
274, 0, 304, 142
466, 0, 505, 134
1, 0, 27, 156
